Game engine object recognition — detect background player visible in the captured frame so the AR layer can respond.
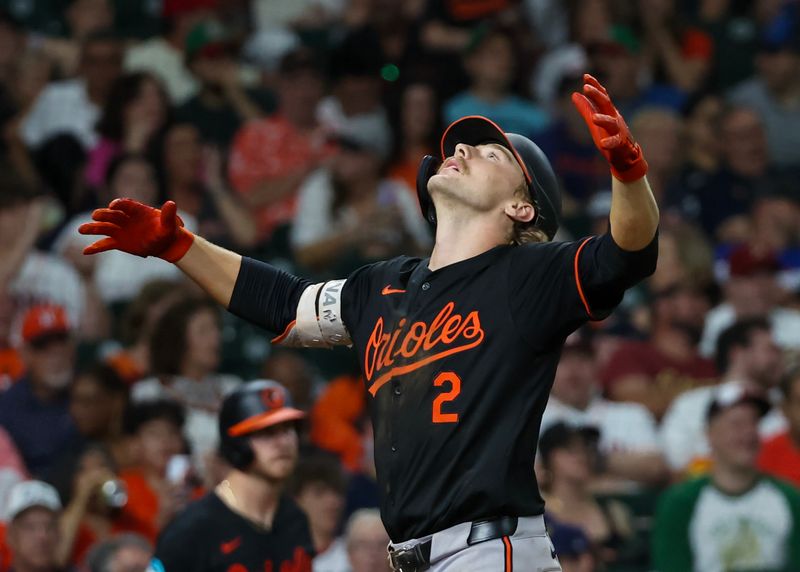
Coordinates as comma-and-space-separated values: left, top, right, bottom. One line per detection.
151, 380, 314, 572
81, 74, 658, 571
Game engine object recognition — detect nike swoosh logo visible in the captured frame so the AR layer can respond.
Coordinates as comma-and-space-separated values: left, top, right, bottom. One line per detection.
381, 285, 406, 295
220, 537, 241, 555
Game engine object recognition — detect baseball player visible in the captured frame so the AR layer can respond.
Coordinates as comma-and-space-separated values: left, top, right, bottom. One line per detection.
81, 74, 658, 571
151, 381, 314, 571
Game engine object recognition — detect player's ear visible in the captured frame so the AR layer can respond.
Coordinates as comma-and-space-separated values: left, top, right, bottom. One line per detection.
504, 201, 535, 223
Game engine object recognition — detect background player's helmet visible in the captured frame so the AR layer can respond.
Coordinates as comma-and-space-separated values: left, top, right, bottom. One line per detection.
218, 380, 305, 469
416, 115, 562, 240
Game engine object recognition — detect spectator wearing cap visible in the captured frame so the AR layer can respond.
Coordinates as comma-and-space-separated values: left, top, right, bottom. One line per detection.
290, 127, 431, 278
1, 165, 88, 337
343, 509, 391, 572
700, 244, 800, 357
541, 334, 667, 487
443, 25, 550, 140
728, 22, 800, 168
759, 365, 800, 487
176, 19, 275, 150
287, 454, 347, 571
661, 318, 785, 475
547, 520, 595, 572
228, 47, 334, 244
1, 480, 71, 572
601, 280, 716, 420
538, 423, 635, 568
0, 305, 78, 477
653, 384, 800, 572
123, 0, 218, 104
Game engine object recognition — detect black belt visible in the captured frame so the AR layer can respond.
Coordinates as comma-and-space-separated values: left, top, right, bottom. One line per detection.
389, 516, 518, 572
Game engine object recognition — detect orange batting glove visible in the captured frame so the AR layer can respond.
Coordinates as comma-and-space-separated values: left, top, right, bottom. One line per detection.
79, 199, 194, 263
572, 74, 648, 183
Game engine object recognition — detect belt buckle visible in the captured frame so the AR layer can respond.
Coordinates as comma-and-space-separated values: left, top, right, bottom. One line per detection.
389, 546, 425, 572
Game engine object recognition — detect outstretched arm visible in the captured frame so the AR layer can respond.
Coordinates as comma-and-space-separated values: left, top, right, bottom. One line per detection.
78, 199, 241, 307
572, 74, 659, 251
79, 199, 347, 347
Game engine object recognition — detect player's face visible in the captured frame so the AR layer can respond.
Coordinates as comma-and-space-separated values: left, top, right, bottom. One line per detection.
707, 404, 761, 470
428, 142, 528, 216
249, 422, 299, 482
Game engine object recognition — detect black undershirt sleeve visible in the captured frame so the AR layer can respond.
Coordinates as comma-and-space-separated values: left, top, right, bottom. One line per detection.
227, 257, 312, 334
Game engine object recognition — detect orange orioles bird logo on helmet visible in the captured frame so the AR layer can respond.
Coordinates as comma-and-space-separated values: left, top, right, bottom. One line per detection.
260, 387, 285, 410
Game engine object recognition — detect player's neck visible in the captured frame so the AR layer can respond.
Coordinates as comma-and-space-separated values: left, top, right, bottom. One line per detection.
429, 215, 509, 271
219, 471, 282, 528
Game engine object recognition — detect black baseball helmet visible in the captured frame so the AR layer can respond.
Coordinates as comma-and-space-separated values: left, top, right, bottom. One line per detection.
219, 380, 305, 469
416, 115, 561, 240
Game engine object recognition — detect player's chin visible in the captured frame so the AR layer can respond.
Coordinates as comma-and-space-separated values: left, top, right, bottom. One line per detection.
265, 456, 297, 479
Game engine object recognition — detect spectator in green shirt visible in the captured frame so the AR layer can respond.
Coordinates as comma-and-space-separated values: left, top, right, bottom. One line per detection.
653, 383, 800, 572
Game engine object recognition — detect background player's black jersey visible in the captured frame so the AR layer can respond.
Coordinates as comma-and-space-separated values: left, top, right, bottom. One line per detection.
340, 233, 657, 542
153, 493, 314, 572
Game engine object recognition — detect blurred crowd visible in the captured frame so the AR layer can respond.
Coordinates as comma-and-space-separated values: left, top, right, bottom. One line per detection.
0, 0, 800, 571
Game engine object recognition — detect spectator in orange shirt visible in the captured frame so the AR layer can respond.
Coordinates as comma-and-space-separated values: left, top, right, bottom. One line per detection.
759, 366, 800, 487
227, 47, 333, 243
56, 444, 152, 568
310, 374, 365, 473
117, 399, 194, 544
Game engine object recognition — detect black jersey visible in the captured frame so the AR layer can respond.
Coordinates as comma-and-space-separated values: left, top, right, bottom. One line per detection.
153, 493, 314, 572
339, 233, 657, 542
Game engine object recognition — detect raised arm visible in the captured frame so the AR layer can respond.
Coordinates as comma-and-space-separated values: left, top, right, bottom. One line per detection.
79, 199, 350, 347
572, 74, 660, 250
78, 199, 240, 307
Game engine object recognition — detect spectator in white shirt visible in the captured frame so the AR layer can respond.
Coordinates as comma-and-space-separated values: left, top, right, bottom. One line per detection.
22, 30, 123, 152
541, 332, 667, 487
661, 317, 786, 475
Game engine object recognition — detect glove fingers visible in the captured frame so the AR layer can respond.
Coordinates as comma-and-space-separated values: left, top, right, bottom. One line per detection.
592, 113, 619, 133
78, 221, 120, 236
83, 237, 118, 255
583, 74, 608, 96
160, 200, 177, 231
571, 92, 596, 121
600, 134, 623, 149
583, 84, 616, 116
109, 197, 148, 216
92, 208, 130, 226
